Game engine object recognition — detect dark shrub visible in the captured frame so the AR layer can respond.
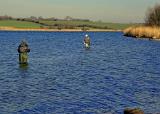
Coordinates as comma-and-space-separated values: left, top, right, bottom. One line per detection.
145, 4, 160, 26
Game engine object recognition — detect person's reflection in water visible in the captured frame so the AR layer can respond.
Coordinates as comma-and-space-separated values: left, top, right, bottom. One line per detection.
19, 63, 29, 70
16, 66, 30, 110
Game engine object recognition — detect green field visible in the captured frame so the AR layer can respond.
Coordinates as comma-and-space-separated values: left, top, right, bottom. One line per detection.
0, 20, 41, 28
0, 20, 136, 30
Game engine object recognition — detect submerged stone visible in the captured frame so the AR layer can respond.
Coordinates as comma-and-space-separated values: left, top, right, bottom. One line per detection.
124, 108, 144, 114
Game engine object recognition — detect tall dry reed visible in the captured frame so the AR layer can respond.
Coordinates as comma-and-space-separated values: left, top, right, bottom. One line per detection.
123, 26, 160, 39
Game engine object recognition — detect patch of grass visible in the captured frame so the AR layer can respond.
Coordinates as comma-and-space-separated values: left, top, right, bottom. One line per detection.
0, 20, 41, 28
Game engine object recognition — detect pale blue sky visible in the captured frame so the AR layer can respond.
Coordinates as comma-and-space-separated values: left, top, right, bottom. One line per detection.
0, 0, 159, 23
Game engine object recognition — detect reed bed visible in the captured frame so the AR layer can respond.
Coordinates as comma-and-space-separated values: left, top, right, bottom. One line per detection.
123, 26, 160, 39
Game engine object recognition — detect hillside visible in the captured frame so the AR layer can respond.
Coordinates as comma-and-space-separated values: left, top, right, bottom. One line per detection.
0, 20, 41, 28
0, 20, 136, 30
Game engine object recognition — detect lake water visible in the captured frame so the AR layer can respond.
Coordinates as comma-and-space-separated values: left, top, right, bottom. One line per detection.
0, 31, 160, 114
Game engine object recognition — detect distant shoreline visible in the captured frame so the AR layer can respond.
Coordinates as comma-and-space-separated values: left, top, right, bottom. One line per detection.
0, 26, 121, 32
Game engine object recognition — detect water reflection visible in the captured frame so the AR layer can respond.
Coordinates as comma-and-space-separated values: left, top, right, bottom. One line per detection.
85, 47, 91, 51
19, 63, 29, 70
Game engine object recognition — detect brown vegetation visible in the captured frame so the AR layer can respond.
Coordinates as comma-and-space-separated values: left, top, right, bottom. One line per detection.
123, 26, 160, 39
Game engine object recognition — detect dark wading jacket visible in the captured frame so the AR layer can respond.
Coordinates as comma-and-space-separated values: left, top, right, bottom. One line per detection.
18, 42, 30, 53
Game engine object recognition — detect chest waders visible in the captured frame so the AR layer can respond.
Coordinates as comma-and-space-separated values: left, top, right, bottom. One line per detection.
19, 52, 28, 64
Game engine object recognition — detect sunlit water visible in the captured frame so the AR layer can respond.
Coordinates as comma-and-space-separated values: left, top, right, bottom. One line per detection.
0, 31, 160, 114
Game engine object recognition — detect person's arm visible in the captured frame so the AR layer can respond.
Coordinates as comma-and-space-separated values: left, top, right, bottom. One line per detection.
27, 48, 30, 52
24, 43, 30, 52
84, 38, 87, 44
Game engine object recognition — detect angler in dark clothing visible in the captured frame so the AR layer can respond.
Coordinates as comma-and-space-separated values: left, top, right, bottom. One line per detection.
18, 40, 30, 64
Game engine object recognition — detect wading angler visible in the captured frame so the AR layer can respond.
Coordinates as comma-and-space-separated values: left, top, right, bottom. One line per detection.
17, 40, 30, 64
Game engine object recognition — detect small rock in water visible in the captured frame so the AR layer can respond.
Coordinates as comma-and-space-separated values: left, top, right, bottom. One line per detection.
124, 108, 144, 114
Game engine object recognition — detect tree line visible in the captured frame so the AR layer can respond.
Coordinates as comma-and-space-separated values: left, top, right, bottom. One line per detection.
0, 15, 90, 22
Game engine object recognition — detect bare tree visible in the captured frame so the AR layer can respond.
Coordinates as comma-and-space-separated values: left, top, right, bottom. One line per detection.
145, 4, 160, 26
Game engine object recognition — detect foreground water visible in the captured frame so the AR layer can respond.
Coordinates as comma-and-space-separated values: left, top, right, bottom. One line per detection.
0, 31, 160, 114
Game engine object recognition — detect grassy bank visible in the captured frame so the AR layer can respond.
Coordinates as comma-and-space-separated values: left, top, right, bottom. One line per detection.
123, 26, 160, 39
0, 20, 135, 30
0, 20, 41, 28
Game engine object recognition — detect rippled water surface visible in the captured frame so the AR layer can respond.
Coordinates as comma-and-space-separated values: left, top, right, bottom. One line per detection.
0, 31, 160, 114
